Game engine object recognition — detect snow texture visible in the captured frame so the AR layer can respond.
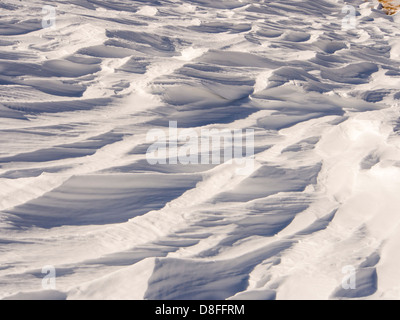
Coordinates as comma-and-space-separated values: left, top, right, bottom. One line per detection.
1, 0, 400, 300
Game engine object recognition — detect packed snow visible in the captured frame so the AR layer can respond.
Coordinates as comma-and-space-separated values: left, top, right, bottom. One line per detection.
1, 0, 400, 300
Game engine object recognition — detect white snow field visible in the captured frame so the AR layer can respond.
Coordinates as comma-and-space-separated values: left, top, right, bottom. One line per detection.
1, 0, 400, 300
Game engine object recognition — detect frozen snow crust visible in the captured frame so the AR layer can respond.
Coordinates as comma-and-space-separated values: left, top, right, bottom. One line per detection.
1, 0, 400, 300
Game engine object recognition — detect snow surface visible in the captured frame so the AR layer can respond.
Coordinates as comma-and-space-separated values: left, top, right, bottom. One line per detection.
1, 0, 400, 300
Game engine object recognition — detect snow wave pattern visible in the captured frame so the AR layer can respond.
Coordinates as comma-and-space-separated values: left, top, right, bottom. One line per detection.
1, 0, 400, 300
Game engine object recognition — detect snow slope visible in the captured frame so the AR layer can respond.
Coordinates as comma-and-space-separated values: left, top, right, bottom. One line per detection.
1, 0, 400, 300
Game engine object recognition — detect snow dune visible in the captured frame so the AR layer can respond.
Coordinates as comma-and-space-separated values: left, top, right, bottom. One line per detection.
1, 0, 400, 300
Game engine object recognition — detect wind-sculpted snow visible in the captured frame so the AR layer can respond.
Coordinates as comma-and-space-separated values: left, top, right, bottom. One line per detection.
1, 0, 400, 300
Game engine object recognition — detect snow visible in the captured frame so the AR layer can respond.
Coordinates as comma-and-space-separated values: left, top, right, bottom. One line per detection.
0, 0, 400, 300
